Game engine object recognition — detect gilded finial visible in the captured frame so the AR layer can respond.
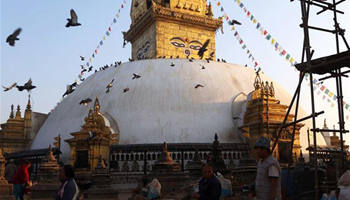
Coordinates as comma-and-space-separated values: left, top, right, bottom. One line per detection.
269, 82, 275, 97
264, 81, 270, 95
9, 104, 14, 119
15, 105, 21, 119
254, 71, 262, 90
94, 97, 100, 113
26, 94, 31, 111
175, 0, 181, 8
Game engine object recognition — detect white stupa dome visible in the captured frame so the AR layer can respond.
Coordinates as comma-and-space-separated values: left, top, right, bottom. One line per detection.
31, 59, 326, 160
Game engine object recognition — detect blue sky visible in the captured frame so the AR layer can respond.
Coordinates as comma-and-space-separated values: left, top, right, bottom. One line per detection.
1, 0, 350, 144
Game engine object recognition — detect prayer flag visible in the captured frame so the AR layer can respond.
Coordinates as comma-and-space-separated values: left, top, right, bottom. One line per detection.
103, 36, 106, 40
290, 57, 295, 63
329, 92, 333, 98
286, 54, 290, 60
320, 85, 325, 91
89, 58, 92, 62
325, 89, 329, 94
106, 31, 110, 36
251, 15, 254, 20
253, 19, 257, 24
234, 31, 238, 36
221, 7, 224, 11
282, 50, 286, 56
248, 54, 252, 58
242, 45, 246, 49
239, 3, 244, 8
256, 23, 261, 29
92, 54, 95, 58
346, 104, 350, 109
333, 95, 337, 101
254, 62, 258, 67
113, 18, 117, 23
271, 38, 275, 44
263, 30, 267, 35
266, 34, 271, 40
231, 26, 235, 31
100, 40, 103, 45
239, 39, 243, 44
217, 2, 221, 6
109, 27, 111, 32
247, 11, 250, 16
86, 62, 89, 67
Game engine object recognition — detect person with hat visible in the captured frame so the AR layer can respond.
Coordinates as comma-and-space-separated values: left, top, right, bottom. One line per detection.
254, 136, 281, 200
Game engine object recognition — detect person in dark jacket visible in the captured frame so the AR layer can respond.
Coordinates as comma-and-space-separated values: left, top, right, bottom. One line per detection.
56, 165, 79, 200
193, 164, 222, 200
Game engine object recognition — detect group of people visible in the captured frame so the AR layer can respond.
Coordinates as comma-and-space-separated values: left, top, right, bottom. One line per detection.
4, 136, 350, 200
192, 136, 281, 200
5, 160, 79, 200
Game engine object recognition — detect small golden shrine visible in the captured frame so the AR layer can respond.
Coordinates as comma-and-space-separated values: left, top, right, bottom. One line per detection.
153, 142, 180, 172
124, 0, 222, 60
65, 98, 118, 172
240, 73, 304, 163
0, 98, 32, 153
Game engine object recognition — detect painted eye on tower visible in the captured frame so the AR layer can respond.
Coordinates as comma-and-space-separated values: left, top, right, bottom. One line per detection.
171, 41, 185, 48
189, 45, 202, 50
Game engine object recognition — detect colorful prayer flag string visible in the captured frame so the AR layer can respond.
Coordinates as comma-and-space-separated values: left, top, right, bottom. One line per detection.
79, 0, 127, 81
214, 1, 261, 71
232, 0, 297, 66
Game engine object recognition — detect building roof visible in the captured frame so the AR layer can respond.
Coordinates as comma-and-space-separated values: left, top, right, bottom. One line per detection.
30, 59, 326, 161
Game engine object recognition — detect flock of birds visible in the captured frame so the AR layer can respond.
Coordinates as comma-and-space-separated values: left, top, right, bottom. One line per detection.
3, 9, 82, 95
4, 8, 242, 109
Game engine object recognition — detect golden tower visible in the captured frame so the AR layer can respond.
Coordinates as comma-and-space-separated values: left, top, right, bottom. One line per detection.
240, 73, 304, 163
124, 0, 222, 60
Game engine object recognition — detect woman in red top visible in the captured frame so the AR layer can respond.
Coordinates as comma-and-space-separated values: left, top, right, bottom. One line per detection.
12, 160, 31, 200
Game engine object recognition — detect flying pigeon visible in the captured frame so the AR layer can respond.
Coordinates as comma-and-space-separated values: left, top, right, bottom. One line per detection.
198, 39, 210, 59
123, 88, 130, 93
88, 66, 93, 72
66, 9, 81, 27
201, 66, 205, 70
79, 98, 92, 105
170, 62, 175, 67
132, 73, 141, 79
16, 79, 36, 92
129, 58, 134, 62
80, 56, 85, 61
194, 84, 204, 89
6, 28, 22, 46
106, 79, 115, 93
2, 83, 17, 92
228, 19, 242, 26
63, 84, 75, 97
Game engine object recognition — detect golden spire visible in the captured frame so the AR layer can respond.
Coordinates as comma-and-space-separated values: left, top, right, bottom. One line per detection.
94, 97, 100, 113
15, 105, 21, 119
9, 104, 14, 119
254, 71, 262, 90
26, 95, 31, 111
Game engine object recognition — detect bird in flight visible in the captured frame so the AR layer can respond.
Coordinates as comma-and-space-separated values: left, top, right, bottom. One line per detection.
106, 79, 115, 93
79, 98, 92, 106
170, 62, 175, 67
66, 9, 81, 27
80, 56, 85, 61
16, 79, 36, 92
228, 19, 242, 26
2, 83, 17, 92
132, 73, 141, 79
198, 39, 210, 59
123, 88, 130, 93
194, 84, 204, 89
6, 28, 22, 46
63, 83, 76, 97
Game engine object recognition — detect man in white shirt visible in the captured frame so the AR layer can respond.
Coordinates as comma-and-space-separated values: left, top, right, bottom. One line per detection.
254, 136, 282, 200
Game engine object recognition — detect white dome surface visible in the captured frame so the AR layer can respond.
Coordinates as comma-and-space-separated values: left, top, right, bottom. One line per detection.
31, 59, 326, 160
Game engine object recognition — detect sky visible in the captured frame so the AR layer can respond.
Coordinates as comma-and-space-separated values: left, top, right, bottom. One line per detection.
1, 0, 350, 145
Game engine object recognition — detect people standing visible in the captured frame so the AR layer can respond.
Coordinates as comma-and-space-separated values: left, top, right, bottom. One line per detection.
5, 159, 17, 183
56, 164, 79, 200
12, 160, 31, 200
254, 136, 282, 200
193, 163, 222, 200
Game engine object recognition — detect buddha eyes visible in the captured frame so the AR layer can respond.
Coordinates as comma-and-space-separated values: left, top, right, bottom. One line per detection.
189, 45, 202, 50
171, 41, 185, 48
170, 41, 202, 50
